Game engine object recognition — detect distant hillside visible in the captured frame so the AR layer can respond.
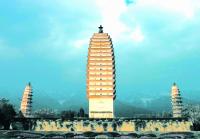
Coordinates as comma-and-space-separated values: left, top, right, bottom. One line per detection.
145, 96, 171, 113
144, 96, 200, 113
1, 90, 200, 115
115, 100, 153, 117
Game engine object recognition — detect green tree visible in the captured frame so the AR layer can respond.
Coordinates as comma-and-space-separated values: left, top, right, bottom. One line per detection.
16, 110, 30, 130
183, 104, 200, 130
162, 111, 172, 118
0, 98, 16, 129
78, 108, 85, 117
60, 110, 76, 120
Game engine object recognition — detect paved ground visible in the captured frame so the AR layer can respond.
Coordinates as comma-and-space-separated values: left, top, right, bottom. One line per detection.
0, 130, 200, 138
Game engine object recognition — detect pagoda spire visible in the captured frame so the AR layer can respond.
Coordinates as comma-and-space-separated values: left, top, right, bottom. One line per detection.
98, 25, 103, 33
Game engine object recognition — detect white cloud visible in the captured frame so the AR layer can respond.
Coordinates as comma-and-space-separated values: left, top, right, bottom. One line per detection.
134, 0, 200, 19
94, 0, 200, 44
94, 0, 147, 44
131, 25, 144, 42
95, 0, 130, 40
74, 39, 88, 49
27, 0, 200, 56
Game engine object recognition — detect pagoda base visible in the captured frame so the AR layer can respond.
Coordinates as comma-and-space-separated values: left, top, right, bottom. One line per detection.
89, 98, 114, 118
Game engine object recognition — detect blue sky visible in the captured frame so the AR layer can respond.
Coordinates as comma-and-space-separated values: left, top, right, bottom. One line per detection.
0, 0, 200, 101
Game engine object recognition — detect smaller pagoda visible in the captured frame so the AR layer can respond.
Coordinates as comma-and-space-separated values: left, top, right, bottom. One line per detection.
171, 83, 183, 118
20, 82, 33, 118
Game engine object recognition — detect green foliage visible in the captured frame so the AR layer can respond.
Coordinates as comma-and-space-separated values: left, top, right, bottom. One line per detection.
97, 120, 102, 125
60, 110, 76, 120
0, 98, 16, 129
66, 123, 73, 128
17, 111, 25, 118
161, 111, 172, 118
116, 120, 123, 127
16, 111, 31, 130
135, 120, 146, 131
60, 108, 87, 119
112, 123, 117, 131
70, 127, 74, 131
103, 123, 108, 131
90, 124, 94, 130
83, 121, 90, 127
182, 104, 200, 130
77, 108, 85, 117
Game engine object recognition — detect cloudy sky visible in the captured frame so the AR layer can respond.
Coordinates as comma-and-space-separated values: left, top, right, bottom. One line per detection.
0, 0, 200, 101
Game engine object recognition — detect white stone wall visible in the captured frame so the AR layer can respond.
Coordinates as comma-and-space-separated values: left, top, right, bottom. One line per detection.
89, 98, 113, 118
34, 119, 193, 132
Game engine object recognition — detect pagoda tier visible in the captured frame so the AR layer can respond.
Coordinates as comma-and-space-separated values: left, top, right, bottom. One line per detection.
87, 26, 116, 118
20, 82, 33, 118
171, 83, 183, 118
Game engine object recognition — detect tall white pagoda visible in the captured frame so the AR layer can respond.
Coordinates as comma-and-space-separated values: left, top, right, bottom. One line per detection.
87, 25, 116, 118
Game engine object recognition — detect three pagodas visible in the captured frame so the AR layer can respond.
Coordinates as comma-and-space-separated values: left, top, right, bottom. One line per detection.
20, 26, 183, 119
